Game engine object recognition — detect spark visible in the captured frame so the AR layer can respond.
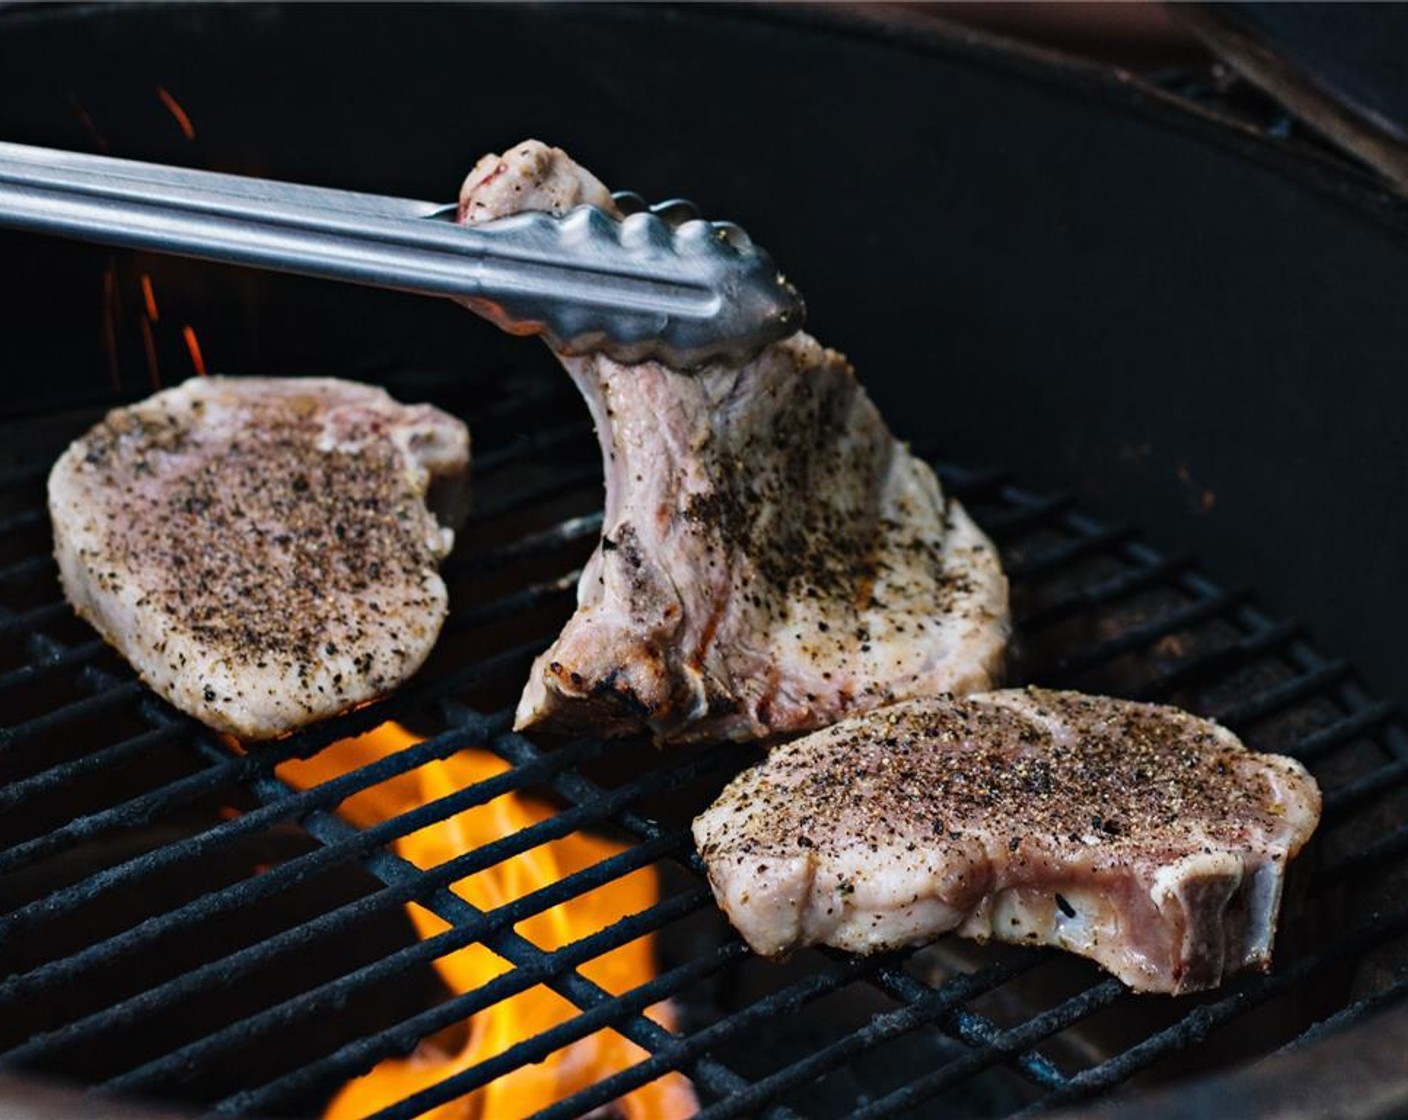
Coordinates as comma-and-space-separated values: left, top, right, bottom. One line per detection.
155, 86, 196, 141
182, 325, 207, 377
1175, 461, 1217, 515
140, 274, 160, 321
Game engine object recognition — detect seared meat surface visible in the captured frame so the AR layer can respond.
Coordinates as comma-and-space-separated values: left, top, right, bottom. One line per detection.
693, 689, 1321, 994
49, 377, 469, 739
460, 141, 1009, 744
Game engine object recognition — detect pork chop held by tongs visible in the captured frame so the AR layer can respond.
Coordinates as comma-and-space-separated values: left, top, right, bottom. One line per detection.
693, 689, 1322, 994
459, 141, 1010, 744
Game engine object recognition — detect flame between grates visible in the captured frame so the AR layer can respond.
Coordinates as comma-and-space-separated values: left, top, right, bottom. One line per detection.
1, 382, 1407, 1120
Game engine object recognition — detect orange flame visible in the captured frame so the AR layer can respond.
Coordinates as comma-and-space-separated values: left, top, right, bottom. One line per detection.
278, 724, 696, 1120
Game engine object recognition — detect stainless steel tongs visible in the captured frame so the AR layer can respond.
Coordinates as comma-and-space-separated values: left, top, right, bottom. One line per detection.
0, 141, 805, 368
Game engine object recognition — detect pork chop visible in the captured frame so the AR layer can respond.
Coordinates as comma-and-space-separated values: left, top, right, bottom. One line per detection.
459, 141, 1009, 744
48, 377, 470, 739
692, 689, 1321, 994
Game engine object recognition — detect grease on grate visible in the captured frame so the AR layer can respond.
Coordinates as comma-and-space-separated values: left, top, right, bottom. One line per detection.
277, 723, 696, 1120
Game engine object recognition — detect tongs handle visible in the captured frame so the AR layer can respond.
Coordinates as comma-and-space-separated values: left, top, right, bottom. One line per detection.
0, 141, 804, 367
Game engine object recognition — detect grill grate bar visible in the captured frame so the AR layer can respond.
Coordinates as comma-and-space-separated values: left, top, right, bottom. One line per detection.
848, 979, 1129, 1120
214, 764, 758, 1110
1213, 661, 1353, 729
931, 463, 1009, 499
0, 678, 144, 752
1003, 526, 1136, 581
437, 697, 754, 870
0, 722, 185, 811
981, 492, 1077, 540
1050, 589, 1246, 682
1284, 701, 1398, 762
1323, 756, 1408, 819
0, 635, 543, 887
1018, 904, 1408, 1115
446, 511, 605, 578
1128, 620, 1301, 703
447, 700, 695, 866
0, 586, 551, 873
523, 952, 895, 1120
443, 571, 578, 635
866, 961, 1067, 1089
100, 846, 704, 1096
3, 705, 733, 1020
1321, 820, 1408, 880
1016, 554, 1194, 630
355, 943, 788, 1120
0, 637, 107, 697
513, 953, 908, 1120
2, 715, 577, 1016
691, 956, 1056, 1120
1276, 979, 1408, 1054
469, 420, 595, 475
157, 667, 774, 1115
0, 553, 51, 589
1108, 628, 1326, 732
216, 890, 733, 1117
0, 600, 68, 644
0, 738, 249, 878
103, 831, 700, 1096
465, 462, 603, 524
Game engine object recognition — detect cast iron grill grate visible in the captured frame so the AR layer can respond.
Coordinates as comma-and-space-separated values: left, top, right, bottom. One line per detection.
1, 378, 1407, 1120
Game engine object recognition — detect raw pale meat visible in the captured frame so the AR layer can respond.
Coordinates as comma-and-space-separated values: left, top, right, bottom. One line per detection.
48, 377, 469, 739
459, 141, 1009, 744
693, 689, 1321, 994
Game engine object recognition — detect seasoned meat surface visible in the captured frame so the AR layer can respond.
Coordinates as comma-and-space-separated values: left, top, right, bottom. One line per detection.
693, 689, 1321, 994
48, 377, 469, 739
460, 141, 1009, 744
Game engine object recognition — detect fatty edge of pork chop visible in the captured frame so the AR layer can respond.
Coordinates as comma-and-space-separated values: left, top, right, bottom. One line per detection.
459, 140, 1010, 745
692, 689, 1322, 995
48, 376, 470, 739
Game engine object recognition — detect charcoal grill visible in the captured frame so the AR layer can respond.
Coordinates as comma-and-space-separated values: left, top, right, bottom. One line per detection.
3, 4, 1408, 1119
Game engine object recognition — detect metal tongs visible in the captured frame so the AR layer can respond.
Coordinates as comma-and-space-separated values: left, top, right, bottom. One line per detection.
0, 141, 805, 368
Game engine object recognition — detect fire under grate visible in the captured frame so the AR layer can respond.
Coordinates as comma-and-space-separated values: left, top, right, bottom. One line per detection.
2, 375, 1407, 1120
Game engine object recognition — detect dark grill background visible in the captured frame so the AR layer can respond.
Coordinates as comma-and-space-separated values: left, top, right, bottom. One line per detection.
2, 366, 1406, 1119
2, 3, 1408, 1115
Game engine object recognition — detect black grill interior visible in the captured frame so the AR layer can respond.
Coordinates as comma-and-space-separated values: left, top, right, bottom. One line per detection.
2, 3, 1408, 1117
2, 364, 1407, 1120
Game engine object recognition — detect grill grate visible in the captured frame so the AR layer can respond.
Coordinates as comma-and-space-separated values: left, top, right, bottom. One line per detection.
1, 379, 1407, 1120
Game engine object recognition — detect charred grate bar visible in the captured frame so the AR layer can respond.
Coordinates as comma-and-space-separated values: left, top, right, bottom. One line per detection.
0, 390, 1406, 1120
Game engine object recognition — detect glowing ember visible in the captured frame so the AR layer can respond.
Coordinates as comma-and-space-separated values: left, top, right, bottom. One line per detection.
140, 274, 160, 321
155, 86, 197, 141
278, 723, 696, 1120
182, 324, 207, 377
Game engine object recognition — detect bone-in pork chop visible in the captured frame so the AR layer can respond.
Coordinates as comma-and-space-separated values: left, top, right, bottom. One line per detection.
693, 689, 1321, 994
459, 141, 1009, 744
48, 377, 469, 739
